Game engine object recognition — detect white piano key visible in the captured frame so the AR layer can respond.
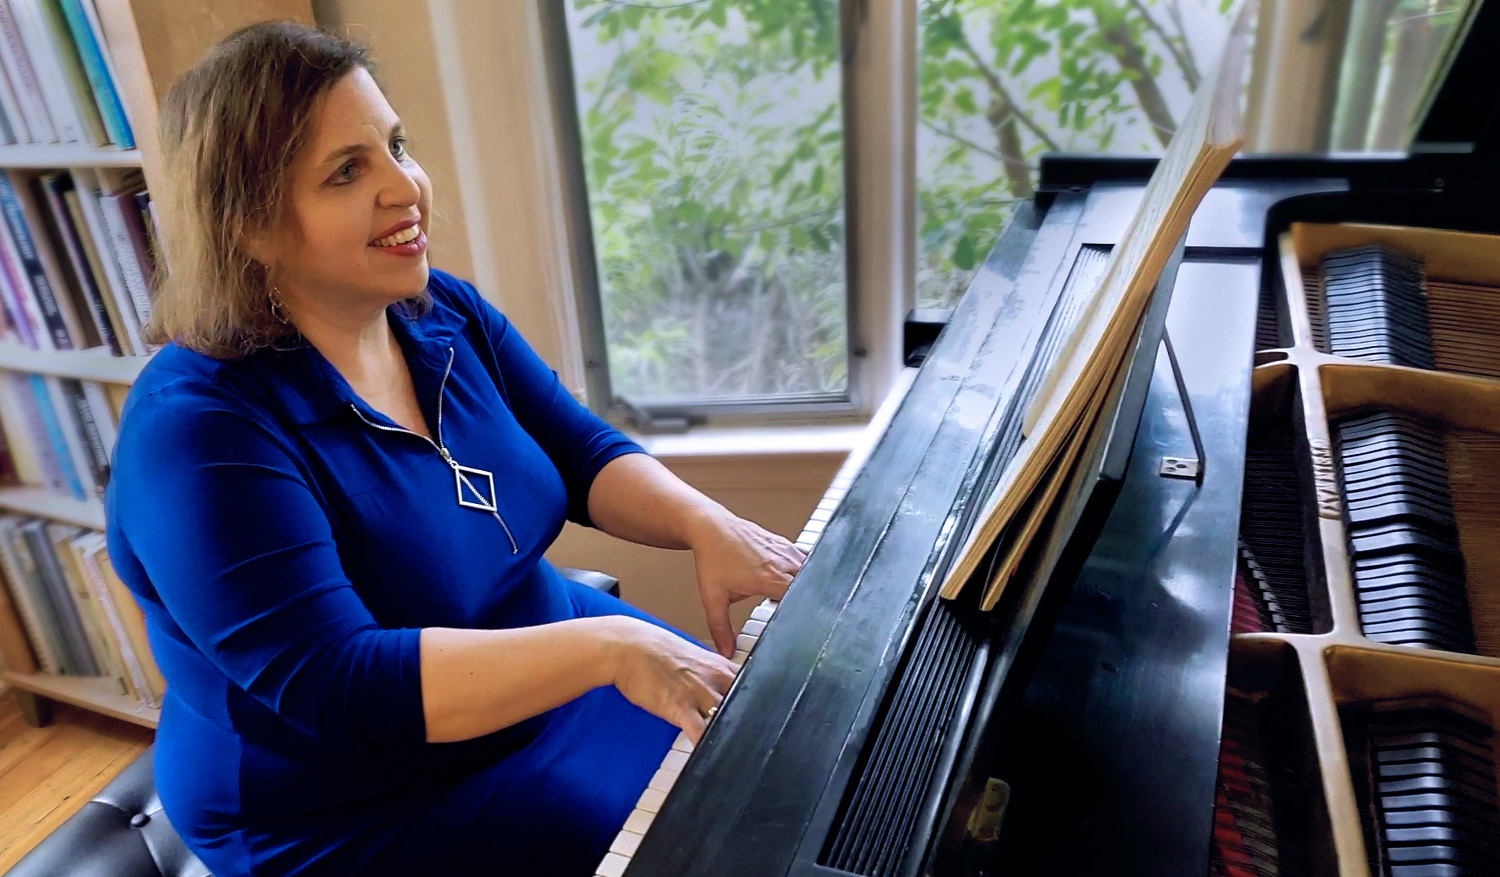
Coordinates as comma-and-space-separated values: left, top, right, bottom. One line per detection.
609, 831, 643, 857
671, 732, 694, 753
808, 507, 833, 523
648, 767, 678, 793
638, 788, 667, 813
662, 749, 689, 772
750, 603, 776, 623
816, 496, 840, 513
624, 810, 654, 834
796, 537, 818, 551
735, 633, 757, 653
596, 852, 630, 877
732, 649, 749, 665
742, 619, 766, 637
804, 518, 828, 536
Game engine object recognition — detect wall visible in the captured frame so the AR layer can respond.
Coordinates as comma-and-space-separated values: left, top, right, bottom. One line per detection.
311, 0, 846, 641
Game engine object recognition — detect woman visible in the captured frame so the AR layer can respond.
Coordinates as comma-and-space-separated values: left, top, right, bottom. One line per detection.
104, 21, 803, 876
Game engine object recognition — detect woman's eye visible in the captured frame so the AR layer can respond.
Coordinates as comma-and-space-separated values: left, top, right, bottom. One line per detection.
332, 160, 358, 184
391, 137, 407, 159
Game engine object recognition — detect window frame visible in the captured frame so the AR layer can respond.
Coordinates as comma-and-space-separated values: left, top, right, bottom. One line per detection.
536, 0, 913, 429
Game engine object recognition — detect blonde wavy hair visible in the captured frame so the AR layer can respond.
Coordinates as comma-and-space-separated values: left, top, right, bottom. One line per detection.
148, 21, 428, 359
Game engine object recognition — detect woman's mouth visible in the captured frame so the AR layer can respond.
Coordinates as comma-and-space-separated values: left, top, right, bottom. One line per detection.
371, 224, 422, 248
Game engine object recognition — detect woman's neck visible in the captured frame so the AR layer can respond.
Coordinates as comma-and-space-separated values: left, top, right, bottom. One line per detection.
285, 295, 404, 392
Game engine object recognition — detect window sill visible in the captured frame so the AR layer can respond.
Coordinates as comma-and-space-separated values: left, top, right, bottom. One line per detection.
625, 421, 867, 491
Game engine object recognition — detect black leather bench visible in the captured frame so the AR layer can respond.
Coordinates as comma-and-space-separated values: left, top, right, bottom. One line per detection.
5, 569, 620, 877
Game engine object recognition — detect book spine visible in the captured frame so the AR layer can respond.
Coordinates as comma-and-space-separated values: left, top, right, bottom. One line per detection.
0, 404, 18, 484
0, 52, 28, 142
0, 547, 38, 673
97, 190, 148, 329
71, 168, 139, 354
36, 0, 101, 145
93, 546, 161, 704
22, 518, 96, 674
75, 533, 140, 699
29, 372, 81, 497
77, 0, 126, 144
0, 0, 49, 141
12, 372, 60, 489
41, 374, 91, 497
48, 522, 116, 687
0, 173, 69, 348
0, 517, 60, 672
61, 378, 105, 493
43, 173, 115, 352
10, 0, 77, 143
61, 183, 124, 354
58, 0, 122, 146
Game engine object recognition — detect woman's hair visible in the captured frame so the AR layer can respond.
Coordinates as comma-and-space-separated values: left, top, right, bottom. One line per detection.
148, 21, 426, 359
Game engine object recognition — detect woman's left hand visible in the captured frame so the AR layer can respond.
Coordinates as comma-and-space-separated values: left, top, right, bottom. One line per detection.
689, 512, 807, 657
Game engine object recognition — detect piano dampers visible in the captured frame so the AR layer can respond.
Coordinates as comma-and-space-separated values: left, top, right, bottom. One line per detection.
1342, 698, 1500, 877
1334, 411, 1478, 655
1317, 245, 1434, 369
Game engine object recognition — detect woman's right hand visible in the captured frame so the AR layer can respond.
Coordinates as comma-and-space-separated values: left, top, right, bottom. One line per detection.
605, 617, 739, 744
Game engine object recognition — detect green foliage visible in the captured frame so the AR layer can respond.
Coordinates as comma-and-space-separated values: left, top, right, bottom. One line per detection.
566, 0, 1221, 400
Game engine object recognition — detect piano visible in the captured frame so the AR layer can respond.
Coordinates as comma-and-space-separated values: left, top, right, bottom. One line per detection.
599, 8, 1500, 876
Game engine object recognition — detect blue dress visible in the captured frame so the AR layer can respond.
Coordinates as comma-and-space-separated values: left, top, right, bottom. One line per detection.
104, 270, 679, 876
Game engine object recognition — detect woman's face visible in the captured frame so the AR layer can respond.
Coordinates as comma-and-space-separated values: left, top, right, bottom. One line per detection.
261, 66, 432, 314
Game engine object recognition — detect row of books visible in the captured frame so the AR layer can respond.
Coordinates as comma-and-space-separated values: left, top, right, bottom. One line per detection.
0, 166, 157, 355
0, 514, 163, 708
0, 369, 122, 498
0, 0, 134, 148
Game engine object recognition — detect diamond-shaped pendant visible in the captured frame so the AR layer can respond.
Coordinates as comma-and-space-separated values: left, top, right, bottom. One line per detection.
453, 464, 497, 512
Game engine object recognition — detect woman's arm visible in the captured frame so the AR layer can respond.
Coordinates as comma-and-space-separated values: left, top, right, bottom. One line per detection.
421, 616, 734, 744
586, 453, 806, 657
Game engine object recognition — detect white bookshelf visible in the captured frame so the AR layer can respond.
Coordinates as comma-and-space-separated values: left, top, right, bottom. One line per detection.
0, 342, 150, 383
0, 143, 142, 169
0, 485, 103, 529
4, 668, 158, 728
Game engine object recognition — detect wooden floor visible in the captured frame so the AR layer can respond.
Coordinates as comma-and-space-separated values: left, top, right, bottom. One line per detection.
0, 686, 153, 872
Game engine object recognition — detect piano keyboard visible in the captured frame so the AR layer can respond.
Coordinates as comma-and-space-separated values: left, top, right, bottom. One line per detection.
594, 367, 918, 877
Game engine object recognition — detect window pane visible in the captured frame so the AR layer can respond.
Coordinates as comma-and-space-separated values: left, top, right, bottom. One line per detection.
916, 0, 1234, 308
914, 0, 1473, 310
561, 1, 849, 404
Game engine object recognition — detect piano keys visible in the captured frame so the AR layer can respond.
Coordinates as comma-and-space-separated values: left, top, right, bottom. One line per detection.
594, 367, 919, 877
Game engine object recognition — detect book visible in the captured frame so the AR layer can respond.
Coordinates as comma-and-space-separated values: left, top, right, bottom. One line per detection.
13, 371, 63, 490
34, 0, 105, 146
71, 166, 141, 354
0, 46, 29, 143
0, 370, 42, 483
0, 521, 37, 673
938, 0, 1256, 609
60, 376, 107, 493
20, 516, 97, 674
30, 372, 83, 497
0, 170, 82, 348
62, 179, 127, 354
57, 0, 126, 146
9, 0, 81, 143
0, 0, 53, 142
36, 171, 105, 349
47, 521, 119, 686
96, 180, 149, 330
0, 514, 60, 672
83, 535, 162, 704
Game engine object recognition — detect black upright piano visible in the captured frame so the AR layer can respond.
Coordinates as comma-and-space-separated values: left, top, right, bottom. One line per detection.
616, 7, 1500, 875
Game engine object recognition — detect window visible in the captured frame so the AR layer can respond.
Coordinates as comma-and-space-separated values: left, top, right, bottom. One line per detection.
549, 1, 851, 420
545, 0, 1476, 420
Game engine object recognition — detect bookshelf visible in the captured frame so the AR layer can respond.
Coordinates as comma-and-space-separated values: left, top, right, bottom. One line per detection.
0, 0, 315, 731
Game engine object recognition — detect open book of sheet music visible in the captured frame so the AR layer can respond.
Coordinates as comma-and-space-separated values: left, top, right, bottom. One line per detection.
938, 1, 1257, 609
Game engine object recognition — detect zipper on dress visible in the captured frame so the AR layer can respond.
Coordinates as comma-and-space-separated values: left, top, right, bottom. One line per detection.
349, 346, 519, 554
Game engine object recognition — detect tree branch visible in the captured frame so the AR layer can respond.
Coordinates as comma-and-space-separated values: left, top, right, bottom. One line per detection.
1130, 0, 1200, 90
920, 118, 1009, 163
946, 18, 1061, 152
